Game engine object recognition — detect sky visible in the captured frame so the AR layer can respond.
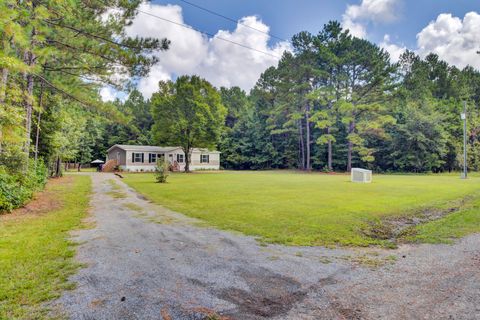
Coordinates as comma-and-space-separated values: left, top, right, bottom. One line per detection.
100, 0, 480, 101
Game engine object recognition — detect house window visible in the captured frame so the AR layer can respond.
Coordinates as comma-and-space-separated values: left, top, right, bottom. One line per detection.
149, 153, 156, 163
200, 154, 209, 163
132, 152, 143, 163
177, 154, 184, 163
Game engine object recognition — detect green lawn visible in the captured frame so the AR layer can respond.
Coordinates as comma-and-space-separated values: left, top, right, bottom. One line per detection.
0, 175, 91, 319
407, 196, 480, 243
123, 171, 480, 246
65, 167, 97, 172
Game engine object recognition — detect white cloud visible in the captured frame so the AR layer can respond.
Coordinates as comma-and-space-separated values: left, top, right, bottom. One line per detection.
342, 0, 403, 38
380, 34, 406, 63
342, 17, 367, 39
416, 12, 480, 69
115, 2, 290, 99
137, 65, 171, 100
99, 87, 116, 102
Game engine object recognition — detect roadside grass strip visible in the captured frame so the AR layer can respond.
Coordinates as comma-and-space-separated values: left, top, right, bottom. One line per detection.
0, 176, 91, 319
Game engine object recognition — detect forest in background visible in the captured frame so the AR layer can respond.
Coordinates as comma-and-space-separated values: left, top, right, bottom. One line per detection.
97, 22, 480, 174
1, 1, 480, 211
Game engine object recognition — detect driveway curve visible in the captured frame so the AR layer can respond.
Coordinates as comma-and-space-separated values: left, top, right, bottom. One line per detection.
55, 173, 480, 320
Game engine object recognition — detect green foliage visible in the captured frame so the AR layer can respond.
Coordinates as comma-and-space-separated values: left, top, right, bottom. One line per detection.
0, 175, 91, 319
0, 0, 170, 189
2, 7, 480, 181
219, 22, 480, 173
0, 160, 47, 213
151, 75, 226, 172
154, 159, 170, 183
389, 101, 448, 172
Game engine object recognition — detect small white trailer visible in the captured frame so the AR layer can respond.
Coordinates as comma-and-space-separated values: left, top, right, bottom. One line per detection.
351, 168, 372, 183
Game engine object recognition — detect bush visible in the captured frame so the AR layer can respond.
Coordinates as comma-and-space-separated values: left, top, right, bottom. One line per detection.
0, 160, 48, 213
154, 160, 170, 183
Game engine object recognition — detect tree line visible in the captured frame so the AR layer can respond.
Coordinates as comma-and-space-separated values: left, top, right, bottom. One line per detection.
0, 0, 167, 211
219, 22, 480, 173
2, 10, 480, 210
77, 21, 480, 174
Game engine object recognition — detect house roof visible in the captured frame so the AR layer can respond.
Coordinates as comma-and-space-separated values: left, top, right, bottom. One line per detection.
107, 144, 220, 154
192, 148, 221, 154
107, 144, 179, 153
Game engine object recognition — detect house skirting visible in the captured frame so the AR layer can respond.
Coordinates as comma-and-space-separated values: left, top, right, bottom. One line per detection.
120, 165, 156, 172
120, 164, 219, 172
189, 164, 219, 170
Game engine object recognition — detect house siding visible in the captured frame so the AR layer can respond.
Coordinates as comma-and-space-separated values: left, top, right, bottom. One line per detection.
107, 145, 220, 172
107, 146, 126, 166
191, 154, 220, 170
126, 151, 165, 166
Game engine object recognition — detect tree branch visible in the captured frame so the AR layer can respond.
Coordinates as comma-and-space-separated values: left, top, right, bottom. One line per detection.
46, 39, 118, 63
33, 73, 99, 110
45, 20, 146, 51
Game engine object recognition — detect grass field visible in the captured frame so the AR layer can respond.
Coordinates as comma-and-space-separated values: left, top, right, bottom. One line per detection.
0, 175, 91, 319
65, 167, 97, 172
123, 171, 480, 247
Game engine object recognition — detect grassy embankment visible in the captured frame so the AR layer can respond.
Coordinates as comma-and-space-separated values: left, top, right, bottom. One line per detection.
123, 171, 480, 247
0, 175, 91, 319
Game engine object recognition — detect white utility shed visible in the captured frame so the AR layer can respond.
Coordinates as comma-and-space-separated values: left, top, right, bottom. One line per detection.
351, 168, 372, 183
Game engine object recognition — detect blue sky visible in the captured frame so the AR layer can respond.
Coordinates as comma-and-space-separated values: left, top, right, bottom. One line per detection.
153, 0, 479, 49
101, 0, 480, 100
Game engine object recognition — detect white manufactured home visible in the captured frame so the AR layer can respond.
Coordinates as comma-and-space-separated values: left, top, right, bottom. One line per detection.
105, 144, 220, 172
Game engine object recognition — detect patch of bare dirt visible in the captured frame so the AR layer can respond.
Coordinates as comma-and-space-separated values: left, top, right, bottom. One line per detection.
0, 176, 73, 221
472, 253, 480, 267
361, 195, 474, 242
189, 307, 231, 320
329, 301, 363, 320
160, 307, 172, 320
217, 268, 307, 319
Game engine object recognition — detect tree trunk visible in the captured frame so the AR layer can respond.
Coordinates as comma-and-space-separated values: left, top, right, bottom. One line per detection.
34, 80, 44, 166
34, 110, 42, 164
347, 120, 355, 172
327, 100, 333, 171
298, 119, 305, 170
183, 147, 191, 172
55, 156, 61, 177
0, 68, 8, 154
0, 68, 8, 104
305, 104, 311, 171
327, 126, 333, 171
24, 72, 34, 160
24, 24, 37, 167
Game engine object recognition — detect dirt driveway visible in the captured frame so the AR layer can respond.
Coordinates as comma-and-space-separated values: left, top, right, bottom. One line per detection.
54, 173, 480, 320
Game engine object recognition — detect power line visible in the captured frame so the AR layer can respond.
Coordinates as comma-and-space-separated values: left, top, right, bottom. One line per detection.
136, 8, 282, 59
178, 0, 289, 43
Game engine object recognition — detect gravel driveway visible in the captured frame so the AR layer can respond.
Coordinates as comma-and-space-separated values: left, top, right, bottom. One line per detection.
54, 173, 480, 320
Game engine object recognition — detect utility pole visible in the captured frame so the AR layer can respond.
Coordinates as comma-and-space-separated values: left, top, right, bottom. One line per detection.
461, 101, 467, 179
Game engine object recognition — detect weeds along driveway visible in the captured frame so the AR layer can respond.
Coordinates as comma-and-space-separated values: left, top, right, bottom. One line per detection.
55, 173, 480, 320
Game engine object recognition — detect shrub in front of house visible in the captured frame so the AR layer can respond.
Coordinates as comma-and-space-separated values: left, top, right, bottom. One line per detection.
154, 160, 170, 183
